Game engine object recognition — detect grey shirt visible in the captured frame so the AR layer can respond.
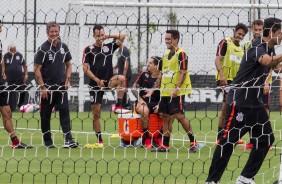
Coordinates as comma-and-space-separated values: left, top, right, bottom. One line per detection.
34, 41, 72, 85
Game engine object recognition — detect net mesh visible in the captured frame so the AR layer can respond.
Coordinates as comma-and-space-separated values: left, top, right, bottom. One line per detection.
0, 0, 282, 183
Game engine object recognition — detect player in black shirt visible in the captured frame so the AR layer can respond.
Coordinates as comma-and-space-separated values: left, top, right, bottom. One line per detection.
113, 44, 132, 109
82, 25, 129, 147
2, 44, 28, 110
206, 17, 282, 184
34, 21, 78, 148
133, 56, 161, 148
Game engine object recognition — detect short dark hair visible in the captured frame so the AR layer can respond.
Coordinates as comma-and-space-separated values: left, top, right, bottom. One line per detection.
93, 25, 104, 34
252, 19, 264, 26
46, 21, 60, 33
166, 30, 180, 42
263, 17, 282, 37
151, 56, 162, 66
234, 23, 248, 34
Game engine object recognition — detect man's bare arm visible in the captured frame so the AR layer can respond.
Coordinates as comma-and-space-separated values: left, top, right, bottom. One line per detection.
259, 54, 282, 67
34, 64, 45, 88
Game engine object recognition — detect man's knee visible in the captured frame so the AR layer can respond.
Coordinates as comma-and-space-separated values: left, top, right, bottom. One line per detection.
137, 103, 149, 115
1, 106, 12, 120
92, 104, 101, 117
161, 114, 172, 122
175, 113, 185, 121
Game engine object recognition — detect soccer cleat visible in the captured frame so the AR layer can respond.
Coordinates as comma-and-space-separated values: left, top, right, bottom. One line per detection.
236, 175, 255, 184
12, 141, 33, 149
237, 139, 244, 144
153, 137, 162, 147
63, 139, 79, 148
44, 139, 56, 148
113, 104, 131, 114
119, 139, 130, 148
84, 142, 103, 149
189, 142, 198, 153
97, 141, 104, 148
143, 138, 152, 149
151, 145, 170, 152
45, 144, 56, 148
189, 146, 197, 153
244, 143, 253, 149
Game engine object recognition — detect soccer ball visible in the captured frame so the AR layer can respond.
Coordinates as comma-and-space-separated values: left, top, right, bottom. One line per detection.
19, 104, 39, 113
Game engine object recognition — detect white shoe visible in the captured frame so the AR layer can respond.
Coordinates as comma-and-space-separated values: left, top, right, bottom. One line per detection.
236, 175, 255, 184
113, 104, 131, 114
205, 182, 218, 184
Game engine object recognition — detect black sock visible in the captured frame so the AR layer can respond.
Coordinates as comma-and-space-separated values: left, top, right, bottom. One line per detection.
143, 128, 149, 138
95, 132, 103, 142
188, 134, 196, 143
158, 128, 163, 138
11, 136, 18, 142
163, 136, 170, 147
116, 99, 123, 106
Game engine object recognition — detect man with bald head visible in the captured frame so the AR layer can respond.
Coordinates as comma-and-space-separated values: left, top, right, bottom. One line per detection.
2, 44, 28, 111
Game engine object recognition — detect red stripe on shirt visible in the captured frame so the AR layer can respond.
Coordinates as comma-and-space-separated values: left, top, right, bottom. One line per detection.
181, 52, 186, 70
217, 39, 226, 56
134, 71, 146, 86
82, 46, 90, 64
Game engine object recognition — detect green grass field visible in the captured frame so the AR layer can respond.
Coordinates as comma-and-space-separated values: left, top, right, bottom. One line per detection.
0, 111, 282, 183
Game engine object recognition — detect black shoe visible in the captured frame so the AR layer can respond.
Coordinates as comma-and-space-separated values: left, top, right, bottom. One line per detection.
189, 146, 197, 153
44, 140, 55, 148
63, 139, 78, 148
13, 142, 33, 149
124, 105, 133, 110
151, 146, 170, 152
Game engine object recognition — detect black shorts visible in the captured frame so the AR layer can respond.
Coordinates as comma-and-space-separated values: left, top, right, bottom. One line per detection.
89, 83, 110, 105
0, 85, 8, 106
158, 96, 185, 115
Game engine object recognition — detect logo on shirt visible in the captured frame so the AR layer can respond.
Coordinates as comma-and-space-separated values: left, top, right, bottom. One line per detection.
90, 95, 94, 103
6, 59, 10, 64
236, 112, 244, 122
16, 56, 20, 60
60, 48, 65, 54
48, 52, 53, 61
102, 46, 109, 53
